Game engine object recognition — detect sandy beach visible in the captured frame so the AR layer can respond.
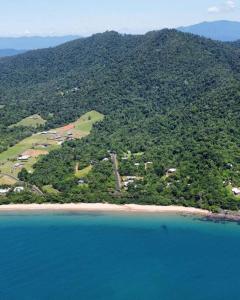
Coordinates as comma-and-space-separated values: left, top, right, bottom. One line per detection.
0, 203, 211, 216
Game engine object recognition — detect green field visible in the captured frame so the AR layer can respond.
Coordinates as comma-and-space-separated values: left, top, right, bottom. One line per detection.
0, 105, 5, 109
75, 111, 104, 132
9, 114, 46, 128
75, 165, 93, 178
0, 111, 104, 183
0, 175, 17, 185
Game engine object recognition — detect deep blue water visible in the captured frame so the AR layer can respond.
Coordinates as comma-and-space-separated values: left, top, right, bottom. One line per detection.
0, 212, 240, 300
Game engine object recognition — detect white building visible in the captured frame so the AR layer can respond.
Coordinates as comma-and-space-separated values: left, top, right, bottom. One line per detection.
0, 188, 11, 195
232, 187, 240, 195
14, 187, 24, 193
18, 155, 30, 161
167, 168, 177, 174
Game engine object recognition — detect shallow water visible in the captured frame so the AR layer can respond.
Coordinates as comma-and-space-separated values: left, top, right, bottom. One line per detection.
0, 212, 239, 300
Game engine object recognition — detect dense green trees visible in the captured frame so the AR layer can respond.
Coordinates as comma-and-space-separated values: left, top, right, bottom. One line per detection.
1, 29, 240, 210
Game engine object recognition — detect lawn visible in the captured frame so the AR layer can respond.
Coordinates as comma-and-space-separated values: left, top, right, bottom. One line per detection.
9, 114, 46, 128
75, 165, 93, 178
0, 175, 17, 186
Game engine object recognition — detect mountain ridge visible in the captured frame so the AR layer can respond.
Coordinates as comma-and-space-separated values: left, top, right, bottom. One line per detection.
0, 29, 240, 210
178, 20, 240, 41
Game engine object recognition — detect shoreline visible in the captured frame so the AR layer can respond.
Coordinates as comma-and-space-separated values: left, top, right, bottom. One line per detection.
0, 203, 240, 221
0, 203, 211, 215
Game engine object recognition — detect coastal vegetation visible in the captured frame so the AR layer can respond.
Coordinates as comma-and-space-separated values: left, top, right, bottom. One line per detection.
0, 29, 240, 211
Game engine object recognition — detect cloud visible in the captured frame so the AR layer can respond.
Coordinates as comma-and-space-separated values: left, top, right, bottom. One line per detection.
207, 0, 237, 13
226, 0, 236, 9
24, 29, 31, 35
208, 6, 221, 12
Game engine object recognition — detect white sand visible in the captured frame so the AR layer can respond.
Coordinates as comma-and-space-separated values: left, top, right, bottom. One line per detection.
0, 203, 211, 216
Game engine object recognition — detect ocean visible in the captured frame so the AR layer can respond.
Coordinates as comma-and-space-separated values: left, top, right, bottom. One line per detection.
0, 212, 239, 300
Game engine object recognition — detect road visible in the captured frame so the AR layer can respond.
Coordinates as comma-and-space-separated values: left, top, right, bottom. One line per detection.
0, 173, 44, 195
110, 153, 122, 192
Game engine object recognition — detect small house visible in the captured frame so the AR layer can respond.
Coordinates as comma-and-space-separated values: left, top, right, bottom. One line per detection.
232, 187, 240, 196
0, 188, 11, 195
14, 187, 24, 193
18, 155, 30, 161
167, 168, 177, 174
102, 158, 109, 162
14, 163, 23, 168
48, 131, 57, 135
78, 179, 85, 185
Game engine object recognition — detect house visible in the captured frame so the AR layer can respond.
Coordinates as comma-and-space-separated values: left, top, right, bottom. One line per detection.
14, 187, 24, 193
232, 188, 240, 196
125, 176, 138, 180
225, 163, 233, 169
18, 155, 30, 161
102, 158, 109, 162
123, 179, 135, 187
71, 87, 79, 92
14, 163, 24, 168
167, 168, 177, 174
0, 188, 11, 195
122, 176, 139, 188
145, 161, 153, 170
78, 179, 85, 185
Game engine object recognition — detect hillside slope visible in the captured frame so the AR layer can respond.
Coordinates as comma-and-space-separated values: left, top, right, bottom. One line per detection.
1, 29, 240, 210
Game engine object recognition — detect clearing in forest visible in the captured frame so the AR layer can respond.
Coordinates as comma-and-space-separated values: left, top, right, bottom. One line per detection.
9, 114, 46, 128
0, 110, 104, 183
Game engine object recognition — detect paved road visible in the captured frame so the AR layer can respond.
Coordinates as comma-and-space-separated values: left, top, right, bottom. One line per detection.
110, 153, 122, 192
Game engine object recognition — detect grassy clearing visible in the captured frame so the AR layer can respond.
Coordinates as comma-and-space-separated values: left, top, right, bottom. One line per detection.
42, 185, 60, 194
75, 111, 104, 133
0, 105, 5, 109
9, 114, 46, 128
0, 110, 104, 178
75, 165, 92, 178
0, 175, 17, 186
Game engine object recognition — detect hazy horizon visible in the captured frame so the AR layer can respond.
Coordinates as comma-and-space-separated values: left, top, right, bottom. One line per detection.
0, 0, 239, 37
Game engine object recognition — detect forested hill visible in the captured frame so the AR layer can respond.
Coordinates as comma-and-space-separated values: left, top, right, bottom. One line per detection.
231, 40, 240, 48
1, 29, 240, 210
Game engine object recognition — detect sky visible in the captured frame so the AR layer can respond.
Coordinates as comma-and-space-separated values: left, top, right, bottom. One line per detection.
0, 0, 239, 36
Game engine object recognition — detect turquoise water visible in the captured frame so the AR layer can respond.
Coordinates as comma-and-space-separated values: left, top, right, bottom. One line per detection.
0, 212, 240, 300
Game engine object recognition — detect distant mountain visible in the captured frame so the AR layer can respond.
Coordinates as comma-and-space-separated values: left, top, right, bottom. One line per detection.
0, 49, 27, 57
178, 20, 240, 41
0, 35, 80, 50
